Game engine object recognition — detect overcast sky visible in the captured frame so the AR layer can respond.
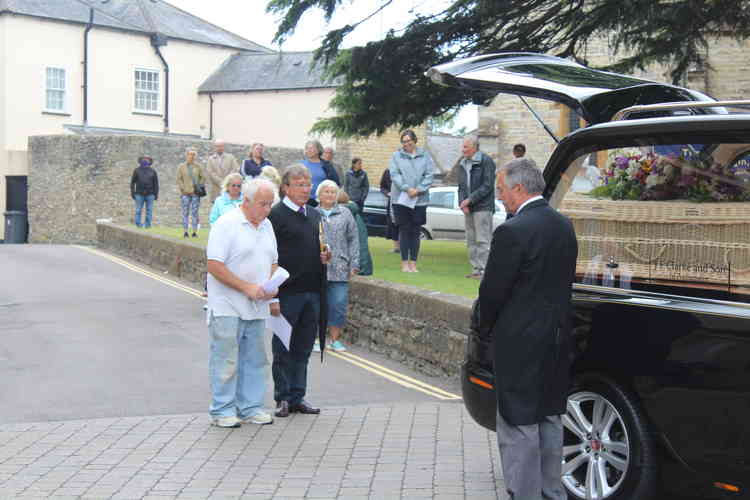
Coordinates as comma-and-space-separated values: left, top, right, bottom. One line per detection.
168, 0, 477, 132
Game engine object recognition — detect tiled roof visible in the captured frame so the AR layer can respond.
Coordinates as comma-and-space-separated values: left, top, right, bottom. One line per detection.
199, 51, 341, 93
1, 0, 271, 52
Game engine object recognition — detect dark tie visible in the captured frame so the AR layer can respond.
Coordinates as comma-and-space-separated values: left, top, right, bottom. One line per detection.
298, 206, 305, 216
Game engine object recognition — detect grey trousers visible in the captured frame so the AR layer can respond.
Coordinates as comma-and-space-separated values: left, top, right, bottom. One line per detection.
496, 411, 566, 500
465, 210, 493, 273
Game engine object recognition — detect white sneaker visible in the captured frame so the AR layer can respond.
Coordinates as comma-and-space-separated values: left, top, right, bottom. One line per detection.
211, 416, 241, 428
242, 411, 273, 425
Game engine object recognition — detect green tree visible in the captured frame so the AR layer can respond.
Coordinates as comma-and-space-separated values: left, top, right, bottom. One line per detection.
267, 0, 750, 138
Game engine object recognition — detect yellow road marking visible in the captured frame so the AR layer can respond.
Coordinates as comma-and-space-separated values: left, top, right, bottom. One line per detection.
77, 245, 461, 401
75, 246, 205, 299
332, 351, 461, 399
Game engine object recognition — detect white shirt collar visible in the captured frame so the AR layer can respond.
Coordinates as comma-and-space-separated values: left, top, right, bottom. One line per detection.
516, 195, 544, 215
283, 196, 304, 215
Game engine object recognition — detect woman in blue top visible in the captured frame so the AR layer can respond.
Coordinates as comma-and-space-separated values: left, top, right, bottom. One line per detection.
302, 139, 340, 205
209, 173, 244, 224
389, 129, 434, 273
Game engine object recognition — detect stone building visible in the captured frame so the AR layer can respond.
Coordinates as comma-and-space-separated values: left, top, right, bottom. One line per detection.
478, 37, 750, 168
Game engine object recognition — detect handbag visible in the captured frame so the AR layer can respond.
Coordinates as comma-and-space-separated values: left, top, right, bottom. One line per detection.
188, 164, 206, 197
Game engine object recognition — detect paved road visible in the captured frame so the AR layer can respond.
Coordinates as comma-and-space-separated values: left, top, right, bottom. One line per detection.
0, 245, 461, 424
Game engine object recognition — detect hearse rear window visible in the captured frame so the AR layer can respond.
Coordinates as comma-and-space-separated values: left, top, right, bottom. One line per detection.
552, 142, 750, 302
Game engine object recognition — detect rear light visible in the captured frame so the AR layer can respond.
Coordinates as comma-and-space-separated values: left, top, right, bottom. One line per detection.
713, 482, 741, 493
469, 376, 494, 390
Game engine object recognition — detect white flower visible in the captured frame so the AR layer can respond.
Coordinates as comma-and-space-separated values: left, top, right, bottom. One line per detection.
646, 174, 664, 187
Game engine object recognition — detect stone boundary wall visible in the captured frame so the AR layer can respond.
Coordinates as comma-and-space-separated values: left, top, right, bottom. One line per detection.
96, 223, 472, 378
29, 135, 307, 244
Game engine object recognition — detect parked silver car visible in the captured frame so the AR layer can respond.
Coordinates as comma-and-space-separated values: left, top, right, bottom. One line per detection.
423, 186, 506, 240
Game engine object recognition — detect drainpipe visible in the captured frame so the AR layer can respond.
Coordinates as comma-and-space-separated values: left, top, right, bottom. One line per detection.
208, 93, 214, 140
83, 8, 94, 126
151, 33, 169, 134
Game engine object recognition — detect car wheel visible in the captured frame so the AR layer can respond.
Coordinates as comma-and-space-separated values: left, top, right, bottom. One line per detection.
419, 227, 432, 240
562, 374, 658, 500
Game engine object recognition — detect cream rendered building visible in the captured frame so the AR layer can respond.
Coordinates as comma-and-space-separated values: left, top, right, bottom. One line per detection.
0, 0, 300, 241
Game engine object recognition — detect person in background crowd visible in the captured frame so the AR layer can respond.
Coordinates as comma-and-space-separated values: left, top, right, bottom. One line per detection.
209, 173, 244, 225
322, 147, 345, 185
206, 178, 278, 428
458, 136, 497, 279
312, 181, 359, 353
389, 129, 434, 273
343, 157, 370, 212
176, 148, 206, 238
130, 155, 158, 229
206, 139, 240, 202
379, 168, 399, 253
479, 160, 577, 500
241, 143, 272, 179
260, 165, 282, 204
339, 190, 373, 276
513, 143, 526, 158
268, 164, 332, 418
303, 140, 340, 205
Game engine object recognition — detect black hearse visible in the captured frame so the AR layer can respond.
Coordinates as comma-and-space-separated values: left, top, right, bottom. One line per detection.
428, 54, 750, 499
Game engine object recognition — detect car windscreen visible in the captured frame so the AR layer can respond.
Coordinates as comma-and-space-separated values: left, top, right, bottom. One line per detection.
550, 139, 750, 303
364, 190, 386, 208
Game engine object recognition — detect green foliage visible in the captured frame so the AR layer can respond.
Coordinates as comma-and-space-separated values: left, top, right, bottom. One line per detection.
267, 0, 750, 138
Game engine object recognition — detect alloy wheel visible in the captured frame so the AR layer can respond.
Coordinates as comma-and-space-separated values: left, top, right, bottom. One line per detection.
562, 391, 630, 499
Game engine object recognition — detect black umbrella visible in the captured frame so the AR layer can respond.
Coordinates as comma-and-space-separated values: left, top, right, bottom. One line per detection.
317, 219, 329, 362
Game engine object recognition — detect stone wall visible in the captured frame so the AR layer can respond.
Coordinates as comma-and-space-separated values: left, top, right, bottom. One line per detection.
28, 135, 307, 243
96, 222, 471, 378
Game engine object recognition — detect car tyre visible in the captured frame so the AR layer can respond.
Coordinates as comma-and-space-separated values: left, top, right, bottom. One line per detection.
562, 374, 658, 500
419, 227, 432, 240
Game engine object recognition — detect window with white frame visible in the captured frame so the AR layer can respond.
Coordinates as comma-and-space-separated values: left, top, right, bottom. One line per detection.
45, 67, 66, 112
134, 68, 160, 113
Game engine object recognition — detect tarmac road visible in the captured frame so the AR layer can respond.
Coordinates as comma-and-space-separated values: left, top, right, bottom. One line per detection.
0, 244, 461, 424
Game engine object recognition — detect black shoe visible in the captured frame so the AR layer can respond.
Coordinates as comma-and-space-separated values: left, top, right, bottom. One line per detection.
183, 232, 189, 238
290, 400, 320, 414
275, 400, 290, 418
191, 232, 198, 238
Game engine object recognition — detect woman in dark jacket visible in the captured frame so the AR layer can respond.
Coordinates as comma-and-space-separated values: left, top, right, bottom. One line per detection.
130, 155, 159, 228
343, 157, 370, 212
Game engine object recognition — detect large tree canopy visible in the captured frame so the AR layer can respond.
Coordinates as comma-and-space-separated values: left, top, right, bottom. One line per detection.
266, 0, 750, 137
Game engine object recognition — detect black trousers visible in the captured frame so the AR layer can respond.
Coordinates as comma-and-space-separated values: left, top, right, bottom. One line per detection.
272, 291, 320, 407
393, 204, 426, 261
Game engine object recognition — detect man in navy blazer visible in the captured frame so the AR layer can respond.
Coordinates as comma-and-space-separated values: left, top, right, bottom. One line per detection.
479, 158, 578, 500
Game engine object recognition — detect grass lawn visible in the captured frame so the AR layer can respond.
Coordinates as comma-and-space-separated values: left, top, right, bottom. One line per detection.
143, 225, 479, 299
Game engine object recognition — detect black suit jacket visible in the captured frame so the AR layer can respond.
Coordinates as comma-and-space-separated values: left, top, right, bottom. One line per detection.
478, 198, 578, 425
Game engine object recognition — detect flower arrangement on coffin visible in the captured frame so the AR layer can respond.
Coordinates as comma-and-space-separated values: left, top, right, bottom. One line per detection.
589, 149, 750, 202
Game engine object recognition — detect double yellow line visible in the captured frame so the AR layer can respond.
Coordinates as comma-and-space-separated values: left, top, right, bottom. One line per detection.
328, 350, 461, 400
75, 245, 205, 299
76, 245, 461, 401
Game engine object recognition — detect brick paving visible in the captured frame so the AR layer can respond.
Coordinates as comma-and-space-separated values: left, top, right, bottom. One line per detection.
0, 403, 507, 499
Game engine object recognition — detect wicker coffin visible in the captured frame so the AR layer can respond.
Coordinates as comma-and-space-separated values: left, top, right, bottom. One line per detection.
559, 194, 750, 287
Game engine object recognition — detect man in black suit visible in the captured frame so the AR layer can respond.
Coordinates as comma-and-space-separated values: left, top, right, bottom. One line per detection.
268, 164, 331, 418
479, 158, 577, 500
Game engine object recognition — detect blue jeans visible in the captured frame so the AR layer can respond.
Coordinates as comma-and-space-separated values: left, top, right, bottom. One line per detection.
327, 281, 349, 327
181, 194, 200, 231
208, 315, 268, 419
272, 292, 320, 407
134, 194, 155, 228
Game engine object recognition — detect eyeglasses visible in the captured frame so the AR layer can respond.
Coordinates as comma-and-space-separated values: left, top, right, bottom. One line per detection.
230, 184, 242, 188
401, 138, 414, 145
289, 183, 312, 189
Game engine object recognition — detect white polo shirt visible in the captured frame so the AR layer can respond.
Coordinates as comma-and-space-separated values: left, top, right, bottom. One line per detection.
206, 207, 278, 320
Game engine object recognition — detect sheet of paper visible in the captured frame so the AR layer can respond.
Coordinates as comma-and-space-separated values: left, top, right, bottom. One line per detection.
262, 266, 289, 294
267, 314, 292, 350
397, 191, 418, 209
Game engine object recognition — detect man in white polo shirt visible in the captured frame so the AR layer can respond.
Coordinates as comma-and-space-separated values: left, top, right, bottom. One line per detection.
206, 178, 278, 428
